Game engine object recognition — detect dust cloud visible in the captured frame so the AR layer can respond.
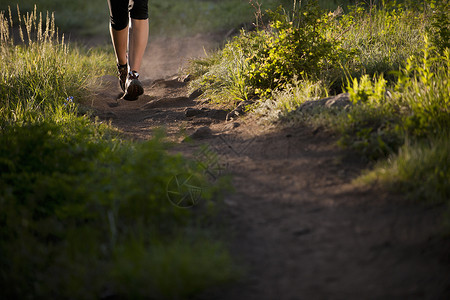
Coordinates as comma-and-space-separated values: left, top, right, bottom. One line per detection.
141, 33, 225, 80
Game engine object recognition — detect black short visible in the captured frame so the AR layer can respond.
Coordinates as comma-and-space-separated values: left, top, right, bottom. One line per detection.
107, 0, 149, 30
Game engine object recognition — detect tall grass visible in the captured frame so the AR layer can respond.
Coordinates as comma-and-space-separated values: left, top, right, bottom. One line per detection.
0, 7, 237, 299
0, 5, 113, 127
334, 2, 426, 82
358, 135, 450, 203
346, 43, 450, 202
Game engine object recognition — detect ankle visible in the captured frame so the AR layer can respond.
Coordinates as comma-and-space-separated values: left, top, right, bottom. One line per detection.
117, 63, 128, 70
128, 70, 140, 79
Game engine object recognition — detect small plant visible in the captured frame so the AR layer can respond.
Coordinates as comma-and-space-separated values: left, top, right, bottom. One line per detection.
347, 74, 387, 106
396, 37, 450, 137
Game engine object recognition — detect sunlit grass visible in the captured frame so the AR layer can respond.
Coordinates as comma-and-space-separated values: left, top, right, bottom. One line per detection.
0, 5, 114, 127
358, 134, 450, 203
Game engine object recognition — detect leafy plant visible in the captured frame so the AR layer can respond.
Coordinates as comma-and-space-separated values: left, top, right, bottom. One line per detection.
189, 0, 347, 105
427, 0, 450, 53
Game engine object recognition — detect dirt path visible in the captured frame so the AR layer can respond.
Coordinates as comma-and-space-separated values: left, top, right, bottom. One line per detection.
90, 48, 450, 299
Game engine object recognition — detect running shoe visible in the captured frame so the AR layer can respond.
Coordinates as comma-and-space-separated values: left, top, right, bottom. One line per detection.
117, 63, 128, 92
122, 70, 144, 101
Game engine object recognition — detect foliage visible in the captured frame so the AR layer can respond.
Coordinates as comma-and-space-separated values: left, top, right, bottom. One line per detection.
396, 39, 450, 137
358, 134, 450, 203
0, 0, 309, 37
0, 6, 114, 127
189, 0, 348, 105
340, 37, 449, 159
188, 0, 429, 104
0, 121, 234, 299
333, 1, 426, 84
0, 1, 108, 36
427, 0, 450, 53
246, 4, 342, 96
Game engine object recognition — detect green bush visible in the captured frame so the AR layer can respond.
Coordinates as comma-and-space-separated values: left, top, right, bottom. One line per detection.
245, 7, 340, 96
334, 2, 426, 84
427, 0, 450, 53
339, 38, 449, 159
188, 0, 429, 106
189, 0, 347, 104
0, 121, 234, 299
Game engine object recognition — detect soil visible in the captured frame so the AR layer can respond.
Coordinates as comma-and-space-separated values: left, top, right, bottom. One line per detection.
89, 40, 450, 300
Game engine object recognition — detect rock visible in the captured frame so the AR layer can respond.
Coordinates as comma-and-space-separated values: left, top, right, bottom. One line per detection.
189, 126, 213, 140
188, 88, 203, 100
185, 108, 205, 118
207, 109, 228, 120
226, 100, 255, 121
179, 74, 193, 82
298, 93, 352, 112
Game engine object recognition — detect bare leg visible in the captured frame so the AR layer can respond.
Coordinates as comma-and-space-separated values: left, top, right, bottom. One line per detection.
128, 18, 149, 73
109, 24, 129, 66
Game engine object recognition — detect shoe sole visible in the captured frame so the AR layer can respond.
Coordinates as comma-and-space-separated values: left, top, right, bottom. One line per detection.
122, 79, 144, 101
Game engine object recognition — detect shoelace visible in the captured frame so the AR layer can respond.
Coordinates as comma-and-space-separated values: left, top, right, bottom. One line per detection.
128, 70, 140, 80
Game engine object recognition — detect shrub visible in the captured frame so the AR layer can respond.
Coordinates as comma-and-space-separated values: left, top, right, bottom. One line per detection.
428, 0, 450, 53
0, 121, 234, 299
189, 0, 347, 104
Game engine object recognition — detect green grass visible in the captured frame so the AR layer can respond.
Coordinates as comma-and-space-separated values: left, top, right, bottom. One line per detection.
358, 134, 450, 203
0, 5, 113, 126
0, 7, 238, 299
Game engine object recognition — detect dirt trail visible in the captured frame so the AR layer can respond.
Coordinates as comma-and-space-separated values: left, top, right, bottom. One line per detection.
90, 41, 450, 299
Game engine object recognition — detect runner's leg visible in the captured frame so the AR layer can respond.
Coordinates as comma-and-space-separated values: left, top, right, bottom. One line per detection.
128, 18, 149, 73
110, 26, 128, 66
107, 0, 129, 66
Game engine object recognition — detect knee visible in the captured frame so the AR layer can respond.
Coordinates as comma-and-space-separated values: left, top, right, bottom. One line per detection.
110, 16, 129, 31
